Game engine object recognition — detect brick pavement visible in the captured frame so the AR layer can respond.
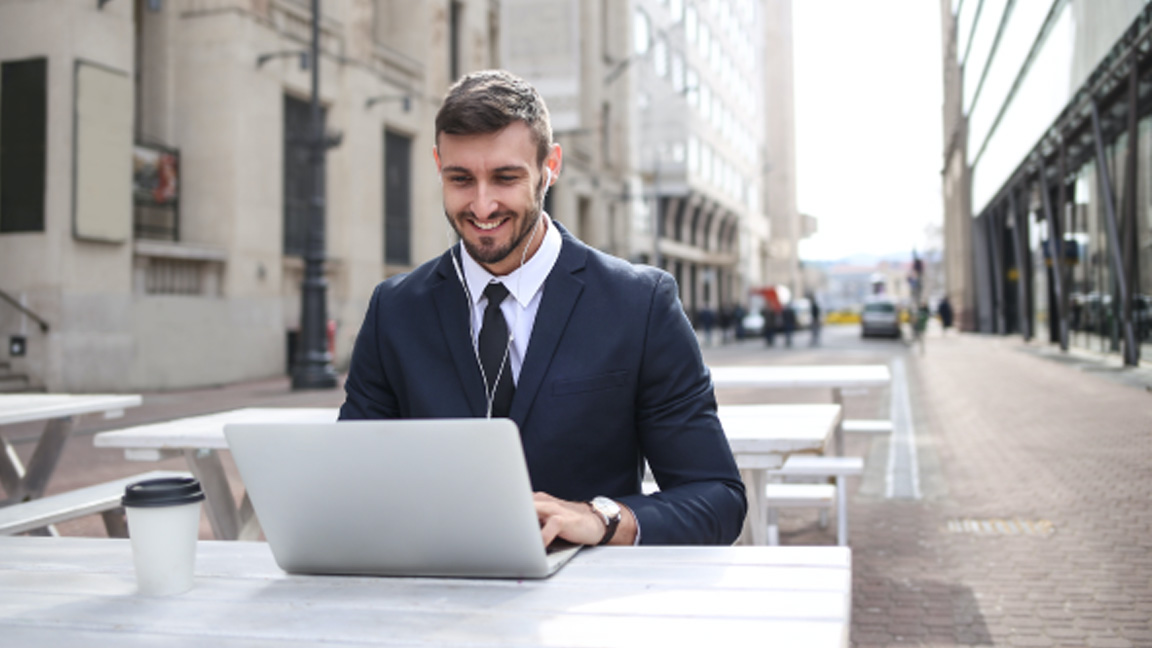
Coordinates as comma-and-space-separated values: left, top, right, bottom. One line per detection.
4, 325, 1151, 646
707, 330, 1151, 647
845, 332, 1152, 648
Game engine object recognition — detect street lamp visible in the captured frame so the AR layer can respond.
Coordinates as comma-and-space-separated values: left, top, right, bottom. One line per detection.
292, 0, 338, 390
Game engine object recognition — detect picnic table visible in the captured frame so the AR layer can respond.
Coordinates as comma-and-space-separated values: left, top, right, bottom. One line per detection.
0, 394, 141, 511
93, 407, 336, 540
720, 404, 842, 546
0, 536, 852, 647
709, 364, 892, 454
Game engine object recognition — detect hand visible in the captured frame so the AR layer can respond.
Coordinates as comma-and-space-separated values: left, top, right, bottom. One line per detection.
533, 492, 637, 546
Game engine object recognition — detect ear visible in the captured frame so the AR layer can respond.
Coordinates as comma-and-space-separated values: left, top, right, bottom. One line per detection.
544, 143, 562, 185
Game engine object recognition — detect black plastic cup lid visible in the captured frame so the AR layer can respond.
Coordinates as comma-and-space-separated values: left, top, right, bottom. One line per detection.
122, 477, 205, 508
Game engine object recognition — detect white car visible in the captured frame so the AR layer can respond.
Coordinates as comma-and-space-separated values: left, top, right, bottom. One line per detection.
861, 298, 901, 338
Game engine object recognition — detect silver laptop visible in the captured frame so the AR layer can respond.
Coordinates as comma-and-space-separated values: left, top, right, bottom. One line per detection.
223, 419, 581, 579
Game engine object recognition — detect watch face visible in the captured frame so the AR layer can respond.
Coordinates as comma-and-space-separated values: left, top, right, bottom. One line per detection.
592, 496, 621, 519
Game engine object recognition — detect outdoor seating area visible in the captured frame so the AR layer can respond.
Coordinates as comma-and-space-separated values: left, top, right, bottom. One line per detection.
710, 363, 892, 547
0, 363, 892, 647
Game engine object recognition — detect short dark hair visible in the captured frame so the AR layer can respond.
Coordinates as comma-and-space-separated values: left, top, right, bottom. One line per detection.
435, 70, 553, 166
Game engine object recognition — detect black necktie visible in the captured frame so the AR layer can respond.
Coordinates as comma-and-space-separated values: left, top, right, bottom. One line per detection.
479, 282, 514, 417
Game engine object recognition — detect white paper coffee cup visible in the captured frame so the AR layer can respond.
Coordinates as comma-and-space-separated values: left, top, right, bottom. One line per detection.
122, 477, 205, 596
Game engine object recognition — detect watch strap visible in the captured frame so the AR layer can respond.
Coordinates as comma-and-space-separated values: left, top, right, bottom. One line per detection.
590, 497, 621, 545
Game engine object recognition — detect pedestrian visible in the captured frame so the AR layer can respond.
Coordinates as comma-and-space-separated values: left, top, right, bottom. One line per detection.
698, 306, 716, 347
763, 306, 777, 346
937, 296, 954, 334
913, 301, 930, 354
809, 298, 822, 347
781, 303, 796, 347
339, 69, 746, 547
733, 303, 746, 340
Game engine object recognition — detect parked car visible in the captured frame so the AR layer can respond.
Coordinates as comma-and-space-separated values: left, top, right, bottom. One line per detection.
741, 310, 765, 336
861, 297, 901, 338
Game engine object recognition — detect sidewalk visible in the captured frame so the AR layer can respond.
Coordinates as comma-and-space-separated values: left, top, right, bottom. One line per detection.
7, 327, 1152, 647
840, 331, 1150, 647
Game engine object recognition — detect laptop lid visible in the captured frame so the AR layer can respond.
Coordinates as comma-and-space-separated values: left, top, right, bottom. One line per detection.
223, 419, 580, 579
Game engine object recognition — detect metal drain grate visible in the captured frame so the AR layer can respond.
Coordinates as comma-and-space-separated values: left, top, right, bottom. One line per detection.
945, 518, 1054, 536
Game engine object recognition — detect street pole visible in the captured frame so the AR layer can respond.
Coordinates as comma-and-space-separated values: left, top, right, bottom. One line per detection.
292, 0, 338, 390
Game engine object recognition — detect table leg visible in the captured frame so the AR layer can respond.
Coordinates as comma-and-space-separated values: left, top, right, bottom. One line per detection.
22, 417, 74, 499
738, 468, 768, 546
183, 448, 240, 540
0, 432, 26, 500
236, 493, 263, 541
831, 388, 845, 457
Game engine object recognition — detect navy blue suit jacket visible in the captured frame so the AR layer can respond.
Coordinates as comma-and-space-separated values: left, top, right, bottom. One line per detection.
339, 223, 746, 544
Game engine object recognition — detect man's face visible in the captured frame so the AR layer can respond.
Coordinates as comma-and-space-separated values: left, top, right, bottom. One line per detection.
436, 122, 557, 276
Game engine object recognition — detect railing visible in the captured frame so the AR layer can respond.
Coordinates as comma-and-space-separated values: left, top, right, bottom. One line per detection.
0, 290, 49, 333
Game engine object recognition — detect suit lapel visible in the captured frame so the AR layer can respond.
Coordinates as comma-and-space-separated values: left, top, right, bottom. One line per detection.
432, 250, 488, 417
510, 227, 587, 425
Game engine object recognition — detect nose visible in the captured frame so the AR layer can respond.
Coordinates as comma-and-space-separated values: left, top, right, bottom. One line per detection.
469, 181, 499, 220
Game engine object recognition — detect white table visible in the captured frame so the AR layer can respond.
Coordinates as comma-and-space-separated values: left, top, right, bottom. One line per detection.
98, 405, 839, 546
0, 536, 851, 647
94, 407, 336, 541
721, 404, 842, 546
0, 395, 141, 513
710, 364, 891, 455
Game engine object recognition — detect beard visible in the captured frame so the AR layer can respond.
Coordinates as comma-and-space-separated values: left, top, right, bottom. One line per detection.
446, 177, 547, 267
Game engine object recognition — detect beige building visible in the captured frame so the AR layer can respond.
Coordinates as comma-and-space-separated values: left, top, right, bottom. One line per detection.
0, 0, 797, 392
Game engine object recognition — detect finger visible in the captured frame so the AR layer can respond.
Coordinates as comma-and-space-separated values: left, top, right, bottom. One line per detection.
539, 515, 563, 546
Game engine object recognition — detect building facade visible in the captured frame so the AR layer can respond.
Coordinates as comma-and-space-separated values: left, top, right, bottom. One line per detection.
0, 0, 797, 391
941, 0, 1152, 364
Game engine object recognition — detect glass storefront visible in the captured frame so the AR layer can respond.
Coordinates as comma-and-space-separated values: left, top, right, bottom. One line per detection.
1051, 121, 1152, 359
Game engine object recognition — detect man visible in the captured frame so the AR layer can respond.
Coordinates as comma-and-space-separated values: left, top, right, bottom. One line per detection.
340, 70, 746, 547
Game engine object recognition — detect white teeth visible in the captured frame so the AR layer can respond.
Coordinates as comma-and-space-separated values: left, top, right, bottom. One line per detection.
474, 220, 501, 231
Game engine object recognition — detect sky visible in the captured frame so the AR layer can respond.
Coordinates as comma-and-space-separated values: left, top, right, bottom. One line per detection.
791, 0, 945, 263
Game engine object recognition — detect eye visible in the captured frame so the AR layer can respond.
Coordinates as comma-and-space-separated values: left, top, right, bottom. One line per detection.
447, 175, 472, 186
496, 174, 519, 184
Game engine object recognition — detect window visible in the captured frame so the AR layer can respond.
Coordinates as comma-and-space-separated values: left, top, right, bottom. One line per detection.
671, 52, 685, 92
384, 129, 412, 265
0, 58, 48, 233
634, 10, 651, 54
283, 94, 325, 256
653, 37, 668, 78
685, 5, 697, 43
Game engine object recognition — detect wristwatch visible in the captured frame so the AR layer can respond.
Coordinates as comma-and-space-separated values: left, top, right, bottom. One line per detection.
588, 496, 622, 545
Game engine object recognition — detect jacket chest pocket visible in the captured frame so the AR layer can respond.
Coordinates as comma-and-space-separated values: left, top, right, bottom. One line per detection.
551, 370, 628, 396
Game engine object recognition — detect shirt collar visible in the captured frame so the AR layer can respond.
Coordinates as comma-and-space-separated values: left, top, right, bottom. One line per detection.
459, 213, 562, 308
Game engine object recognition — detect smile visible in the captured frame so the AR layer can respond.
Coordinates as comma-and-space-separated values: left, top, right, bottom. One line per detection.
472, 218, 506, 231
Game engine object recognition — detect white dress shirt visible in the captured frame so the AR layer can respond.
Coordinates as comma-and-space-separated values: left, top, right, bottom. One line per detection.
459, 213, 562, 384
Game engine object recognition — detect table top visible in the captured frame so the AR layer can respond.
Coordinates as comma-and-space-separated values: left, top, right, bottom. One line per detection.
709, 364, 891, 389
720, 404, 841, 469
93, 407, 337, 450
0, 536, 850, 647
0, 394, 142, 426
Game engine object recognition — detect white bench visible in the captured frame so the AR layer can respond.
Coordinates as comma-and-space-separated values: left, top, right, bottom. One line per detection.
767, 456, 864, 546
763, 483, 836, 545
841, 419, 893, 435
0, 470, 190, 537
